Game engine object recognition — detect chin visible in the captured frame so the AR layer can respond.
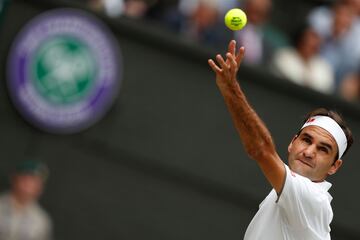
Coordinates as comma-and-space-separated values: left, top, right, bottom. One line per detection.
290, 163, 310, 177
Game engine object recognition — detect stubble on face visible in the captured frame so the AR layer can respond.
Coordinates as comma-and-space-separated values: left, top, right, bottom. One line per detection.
287, 126, 339, 181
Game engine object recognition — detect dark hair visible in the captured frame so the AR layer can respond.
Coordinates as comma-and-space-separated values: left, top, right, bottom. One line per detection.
14, 160, 49, 180
302, 108, 353, 159
290, 22, 310, 48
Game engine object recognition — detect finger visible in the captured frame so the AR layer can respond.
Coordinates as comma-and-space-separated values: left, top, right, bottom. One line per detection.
208, 59, 222, 73
228, 40, 236, 56
226, 53, 237, 70
235, 46, 245, 65
216, 54, 228, 70
226, 53, 238, 77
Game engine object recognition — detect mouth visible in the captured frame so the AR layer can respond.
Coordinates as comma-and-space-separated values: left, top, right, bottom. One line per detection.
296, 159, 313, 168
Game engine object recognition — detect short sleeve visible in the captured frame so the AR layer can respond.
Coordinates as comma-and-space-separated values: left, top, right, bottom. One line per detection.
276, 165, 332, 233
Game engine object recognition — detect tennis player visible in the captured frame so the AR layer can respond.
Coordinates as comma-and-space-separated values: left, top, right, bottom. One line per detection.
208, 40, 353, 239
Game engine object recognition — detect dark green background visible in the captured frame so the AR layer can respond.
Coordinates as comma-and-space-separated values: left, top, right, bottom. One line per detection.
0, 0, 359, 239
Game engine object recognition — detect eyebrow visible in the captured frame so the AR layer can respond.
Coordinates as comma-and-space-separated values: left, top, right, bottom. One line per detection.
302, 133, 333, 151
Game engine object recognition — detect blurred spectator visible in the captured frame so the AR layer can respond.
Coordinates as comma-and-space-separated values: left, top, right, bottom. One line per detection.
89, 0, 149, 18
308, 0, 360, 39
178, 0, 237, 16
89, 0, 124, 17
168, 0, 235, 49
271, 23, 335, 94
125, 0, 149, 18
0, 160, 52, 240
234, 0, 288, 65
308, 0, 360, 88
339, 72, 360, 101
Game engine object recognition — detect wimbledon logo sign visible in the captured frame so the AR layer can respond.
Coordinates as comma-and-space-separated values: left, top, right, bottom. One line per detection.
7, 8, 121, 134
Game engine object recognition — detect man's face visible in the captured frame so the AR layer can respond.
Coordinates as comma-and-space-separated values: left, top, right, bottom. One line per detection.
288, 126, 343, 181
12, 174, 44, 203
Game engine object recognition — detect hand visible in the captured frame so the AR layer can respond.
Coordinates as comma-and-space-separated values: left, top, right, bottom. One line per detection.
208, 40, 245, 91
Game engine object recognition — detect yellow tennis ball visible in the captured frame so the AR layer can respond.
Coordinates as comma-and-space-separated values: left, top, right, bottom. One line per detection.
225, 8, 247, 31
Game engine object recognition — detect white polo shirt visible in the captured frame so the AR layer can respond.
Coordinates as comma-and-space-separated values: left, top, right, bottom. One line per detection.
244, 164, 333, 240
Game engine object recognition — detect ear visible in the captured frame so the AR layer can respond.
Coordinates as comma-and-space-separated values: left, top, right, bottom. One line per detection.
328, 159, 343, 175
288, 135, 298, 153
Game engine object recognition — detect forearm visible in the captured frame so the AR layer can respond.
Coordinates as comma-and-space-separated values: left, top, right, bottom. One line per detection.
219, 82, 277, 160
209, 41, 285, 191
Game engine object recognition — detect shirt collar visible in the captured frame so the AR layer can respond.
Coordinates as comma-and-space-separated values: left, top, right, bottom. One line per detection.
317, 181, 333, 202
317, 180, 332, 191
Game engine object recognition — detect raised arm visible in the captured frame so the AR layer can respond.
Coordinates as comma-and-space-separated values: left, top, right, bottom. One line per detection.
208, 40, 285, 193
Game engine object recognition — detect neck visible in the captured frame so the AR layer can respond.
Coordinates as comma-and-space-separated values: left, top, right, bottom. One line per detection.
298, 47, 312, 62
10, 192, 32, 210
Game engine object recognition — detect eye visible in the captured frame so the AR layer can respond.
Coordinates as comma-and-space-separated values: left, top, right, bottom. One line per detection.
302, 137, 311, 144
319, 146, 329, 154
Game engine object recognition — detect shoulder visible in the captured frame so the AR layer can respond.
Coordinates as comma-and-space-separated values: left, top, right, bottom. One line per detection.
280, 165, 332, 205
30, 203, 52, 226
277, 165, 333, 230
0, 192, 9, 199
0, 192, 10, 205
273, 48, 301, 64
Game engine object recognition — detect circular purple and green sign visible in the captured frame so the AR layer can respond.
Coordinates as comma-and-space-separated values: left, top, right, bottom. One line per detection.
7, 8, 121, 134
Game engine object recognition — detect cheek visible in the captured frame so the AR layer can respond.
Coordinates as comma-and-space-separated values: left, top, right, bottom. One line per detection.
289, 141, 304, 154
313, 157, 334, 175
16, 178, 43, 195
317, 149, 337, 164
318, 158, 334, 168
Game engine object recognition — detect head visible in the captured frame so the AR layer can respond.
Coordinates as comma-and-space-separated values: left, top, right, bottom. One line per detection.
191, 0, 220, 30
332, 2, 355, 38
288, 108, 353, 182
292, 23, 322, 61
10, 161, 49, 204
341, 0, 360, 16
244, 0, 272, 25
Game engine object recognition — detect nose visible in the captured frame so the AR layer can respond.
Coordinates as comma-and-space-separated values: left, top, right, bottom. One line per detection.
303, 144, 316, 159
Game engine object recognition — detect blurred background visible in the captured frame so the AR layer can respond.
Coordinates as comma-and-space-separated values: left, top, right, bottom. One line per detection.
0, 0, 360, 239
